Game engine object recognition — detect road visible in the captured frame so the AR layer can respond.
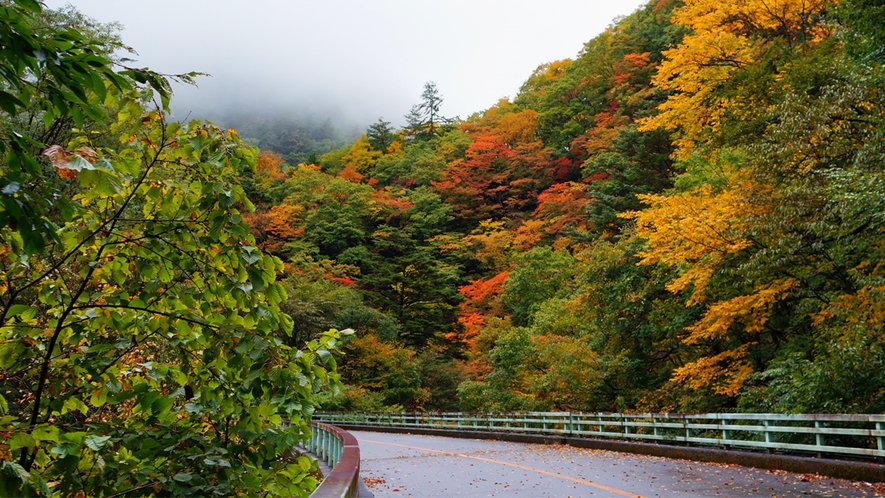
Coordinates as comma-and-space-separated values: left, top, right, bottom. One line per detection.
352, 430, 884, 497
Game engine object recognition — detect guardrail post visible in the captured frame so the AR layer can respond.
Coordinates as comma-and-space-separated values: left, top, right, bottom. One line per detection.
722, 418, 730, 449
685, 417, 691, 442
327, 430, 333, 464
815, 420, 824, 458
325, 430, 332, 464
325, 435, 331, 465
624, 415, 630, 437
653, 416, 659, 439
764, 420, 773, 453
878, 422, 885, 453
314, 430, 320, 461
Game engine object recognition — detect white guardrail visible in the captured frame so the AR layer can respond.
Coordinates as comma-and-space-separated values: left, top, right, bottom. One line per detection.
315, 412, 885, 460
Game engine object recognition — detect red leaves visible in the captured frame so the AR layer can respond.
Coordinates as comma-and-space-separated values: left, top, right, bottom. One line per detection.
459, 271, 509, 304
532, 182, 591, 235
332, 277, 355, 286
433, 133, 554, 222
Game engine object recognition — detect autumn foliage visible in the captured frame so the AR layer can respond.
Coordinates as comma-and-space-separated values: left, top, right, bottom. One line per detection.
176, 0, 885, 422
23, 0, 885, 495
260, 0, 885, 416
128, 0, 885, 420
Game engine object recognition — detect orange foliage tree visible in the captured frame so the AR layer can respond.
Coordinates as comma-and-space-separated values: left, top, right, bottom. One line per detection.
243, 203, 305, 256
455, 271, 510, 349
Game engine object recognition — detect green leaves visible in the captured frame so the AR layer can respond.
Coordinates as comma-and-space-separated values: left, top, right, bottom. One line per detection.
241, 246, 262, 265
0, 2, 144, 252
173, 472, 194, 483
5, 305, 37, 322
7, 432, 36, 452
0, 460, 47, 498
1, 102, 335, 495
0, 91, 26, 114
84, 434, 111, 452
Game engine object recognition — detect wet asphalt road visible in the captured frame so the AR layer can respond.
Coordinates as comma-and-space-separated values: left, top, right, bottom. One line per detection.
352, 430, 884, 498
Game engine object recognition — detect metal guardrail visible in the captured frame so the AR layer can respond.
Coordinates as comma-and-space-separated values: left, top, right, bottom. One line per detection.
315, 411, 885, 460
303, 422, 361, 498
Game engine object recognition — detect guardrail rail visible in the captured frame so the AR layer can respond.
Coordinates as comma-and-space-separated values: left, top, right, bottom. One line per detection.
315, 411, 885, 461
302, 421, 361, 498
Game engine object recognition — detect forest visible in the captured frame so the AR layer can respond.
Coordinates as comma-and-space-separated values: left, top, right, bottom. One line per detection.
249, 0, 885, 416
1, 0, 883, 495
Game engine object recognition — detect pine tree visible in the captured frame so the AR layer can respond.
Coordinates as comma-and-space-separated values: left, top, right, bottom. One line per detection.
403, 81, 451, 140
366, 117, 396, 152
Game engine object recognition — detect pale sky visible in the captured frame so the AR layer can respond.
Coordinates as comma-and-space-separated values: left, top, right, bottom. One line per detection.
44, 0, 650, 129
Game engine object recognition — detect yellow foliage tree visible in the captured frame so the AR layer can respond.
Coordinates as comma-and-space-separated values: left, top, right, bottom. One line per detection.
624, 172, 802, 396
626, 177, 772, 304
639, 0, 829, 157
497, 109, 539, 147
461, 220, 514, 272
513, 219, 547, 251
342, 134, 381, 173
686, 278, 797, 343
671, 343, 756, 396
256, 150, 286, 180
386, 140, 404, 155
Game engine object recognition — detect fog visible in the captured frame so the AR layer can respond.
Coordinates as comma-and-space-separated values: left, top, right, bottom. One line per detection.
43, 0, 649, 131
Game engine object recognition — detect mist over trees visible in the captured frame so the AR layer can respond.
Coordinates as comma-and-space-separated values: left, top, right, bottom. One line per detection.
178, 110, 358, 166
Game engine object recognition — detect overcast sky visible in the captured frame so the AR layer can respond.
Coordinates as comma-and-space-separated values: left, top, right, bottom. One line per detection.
44, 0, 650, 129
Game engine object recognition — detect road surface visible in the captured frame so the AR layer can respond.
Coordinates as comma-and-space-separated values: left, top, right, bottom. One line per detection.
352, 430, 884, 497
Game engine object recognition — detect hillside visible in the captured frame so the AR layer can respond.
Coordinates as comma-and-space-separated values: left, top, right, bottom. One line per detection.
241, 0, 885, 415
